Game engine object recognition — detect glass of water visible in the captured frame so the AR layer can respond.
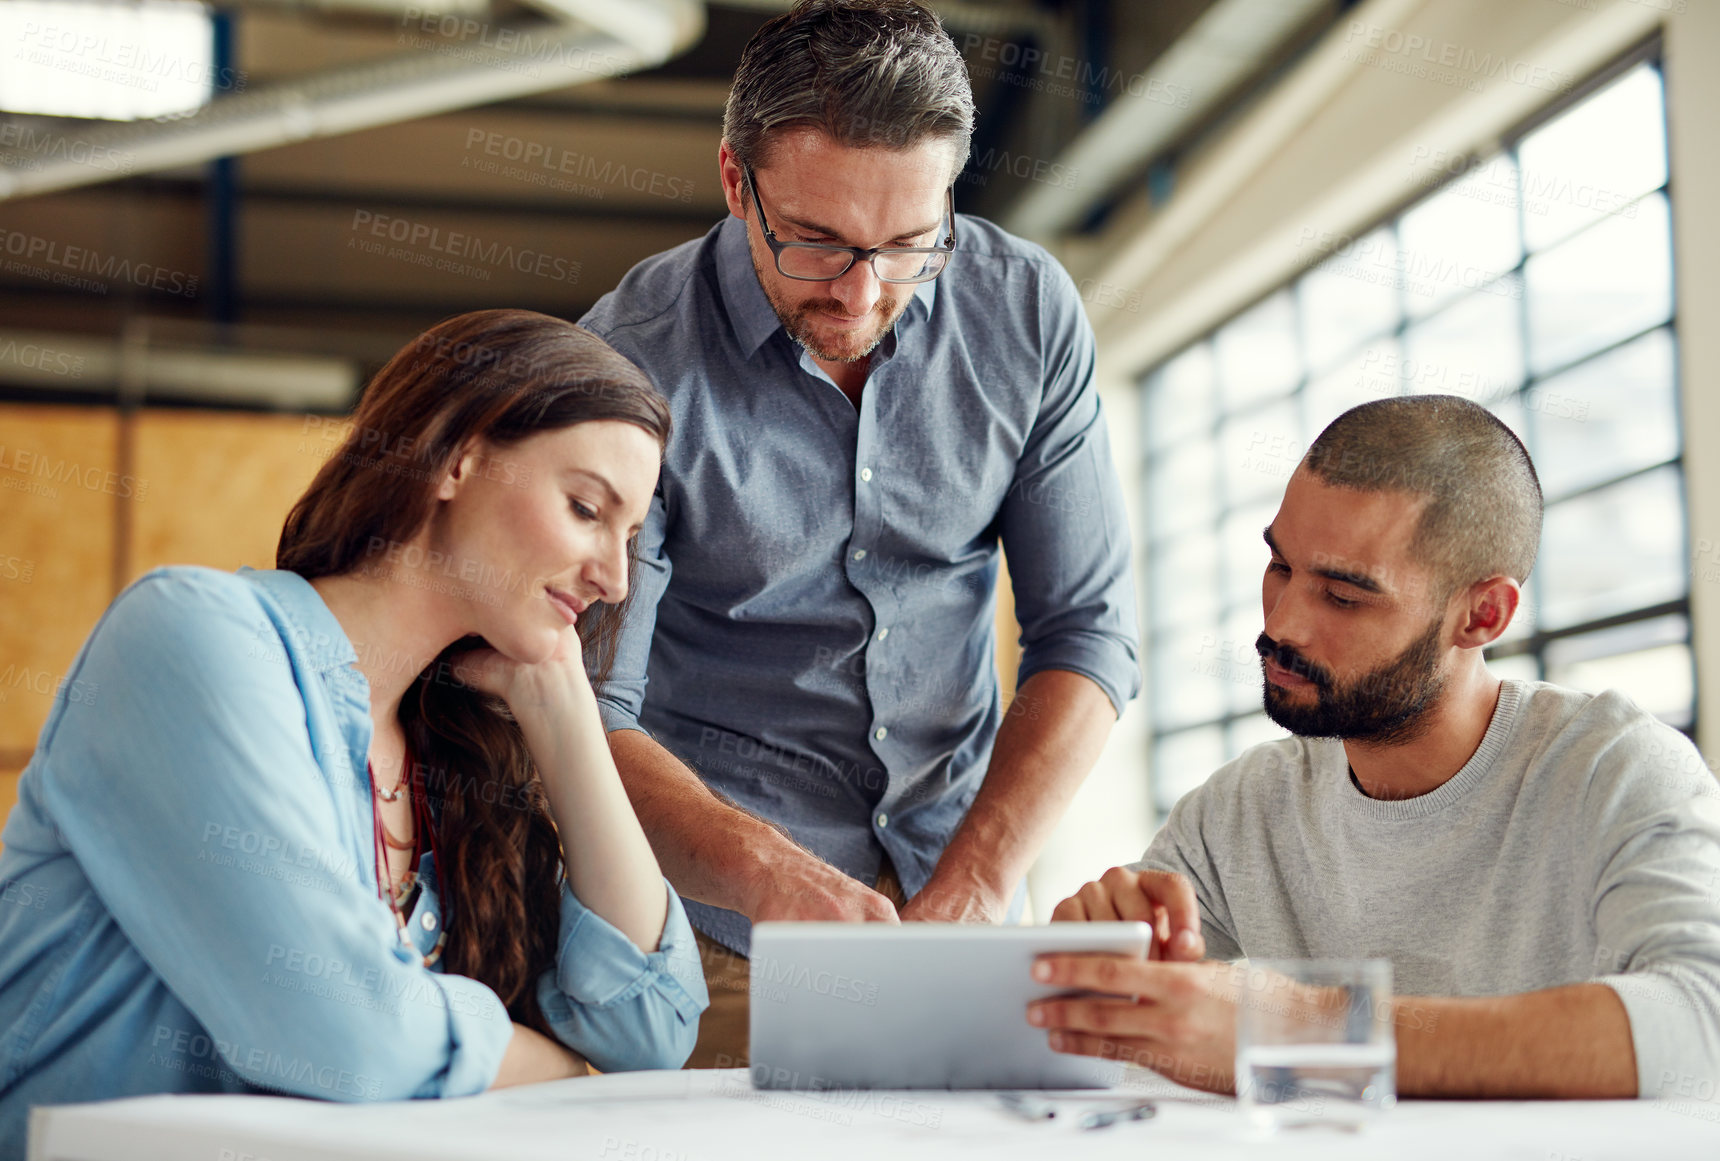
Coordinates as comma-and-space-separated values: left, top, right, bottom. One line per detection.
1233, 959, 1396, 1131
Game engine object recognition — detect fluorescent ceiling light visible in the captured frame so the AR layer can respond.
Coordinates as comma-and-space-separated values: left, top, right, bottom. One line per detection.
0, 0, 217, 121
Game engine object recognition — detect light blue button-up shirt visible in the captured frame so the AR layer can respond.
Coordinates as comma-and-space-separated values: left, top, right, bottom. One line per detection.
0, 565, 706, 1158
580, 213, 1141, 954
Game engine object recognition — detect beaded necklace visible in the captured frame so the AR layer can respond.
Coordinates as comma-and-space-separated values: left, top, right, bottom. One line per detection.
368, 744, 447, 968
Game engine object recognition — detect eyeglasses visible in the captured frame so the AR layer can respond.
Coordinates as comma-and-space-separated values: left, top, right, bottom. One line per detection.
744, 164, 956, 284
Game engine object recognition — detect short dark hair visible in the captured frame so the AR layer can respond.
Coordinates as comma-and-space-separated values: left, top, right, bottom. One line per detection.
724, 0, 974, 178
1301, 395, 1543, 592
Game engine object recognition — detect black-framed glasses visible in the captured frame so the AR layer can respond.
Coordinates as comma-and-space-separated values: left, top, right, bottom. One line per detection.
744, 164, 956, 284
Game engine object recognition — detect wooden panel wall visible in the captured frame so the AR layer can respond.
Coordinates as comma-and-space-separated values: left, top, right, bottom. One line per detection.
0, 404, 321, 854
995, 550, 1021, 701
0, 405, 121, 759
126, 410, 327, 583
0, 764, 19, 854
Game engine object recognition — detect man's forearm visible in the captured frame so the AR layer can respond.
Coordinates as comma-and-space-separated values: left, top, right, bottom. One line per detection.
1397, 982, 1637, 1098
922, 669, 1117, 909
607, 727, 794, 915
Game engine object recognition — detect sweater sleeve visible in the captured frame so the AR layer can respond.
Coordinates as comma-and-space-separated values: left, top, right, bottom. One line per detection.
1584, 711, 1720, 1100
1133, 775, 1245, 963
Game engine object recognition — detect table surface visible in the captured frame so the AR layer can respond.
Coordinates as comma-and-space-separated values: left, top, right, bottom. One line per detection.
28, 1068, 1720, 1161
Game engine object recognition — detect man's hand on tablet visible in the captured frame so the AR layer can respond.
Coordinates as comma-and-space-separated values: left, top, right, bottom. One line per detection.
1029, 867, 1236, 1092
898, 881, 1009, 924
746, 845, 901, 924
1050, 866, 1206, 961
1025, 956, 1241, 1095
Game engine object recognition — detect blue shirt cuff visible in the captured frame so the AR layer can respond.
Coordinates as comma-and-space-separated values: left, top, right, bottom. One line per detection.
554, 878, 708, 1019
415, 972, 514, 1098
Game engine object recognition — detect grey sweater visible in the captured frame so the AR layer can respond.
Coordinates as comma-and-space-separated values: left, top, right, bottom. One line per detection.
1138, 679, 1720, 1098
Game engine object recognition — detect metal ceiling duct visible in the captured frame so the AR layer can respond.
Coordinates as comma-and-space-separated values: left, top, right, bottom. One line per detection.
0, 0, 705, 201
1001, 0, 1331, 241
714, 0, 1060, 39
0, 324, 359, 408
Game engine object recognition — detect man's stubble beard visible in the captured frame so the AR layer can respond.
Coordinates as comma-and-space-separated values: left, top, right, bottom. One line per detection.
751, 248, 909, 364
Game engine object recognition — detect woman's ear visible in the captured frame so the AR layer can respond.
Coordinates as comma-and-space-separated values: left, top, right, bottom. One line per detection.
436, 438, 484, 502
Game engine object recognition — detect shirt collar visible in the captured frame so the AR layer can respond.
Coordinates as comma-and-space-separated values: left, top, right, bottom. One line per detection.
237, 565, 359, 674
715, 213, 940, 360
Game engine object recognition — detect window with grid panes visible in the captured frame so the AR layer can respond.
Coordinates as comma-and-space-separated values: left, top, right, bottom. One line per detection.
1139, 55, 1688, 824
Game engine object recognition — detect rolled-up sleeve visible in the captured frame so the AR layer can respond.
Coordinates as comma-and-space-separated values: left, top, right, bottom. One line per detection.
537, 879, 708, 1072
39, 570, 513, 1101
1589, 746, 1720, 1100
998, 263, 1142, 716
594, 490, 671, 737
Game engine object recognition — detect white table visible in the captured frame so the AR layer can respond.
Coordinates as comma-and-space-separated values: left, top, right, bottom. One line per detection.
28, 1068, 1720, 1161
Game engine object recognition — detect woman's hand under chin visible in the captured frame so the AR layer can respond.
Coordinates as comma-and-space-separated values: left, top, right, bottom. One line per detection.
449, 617, 595, 719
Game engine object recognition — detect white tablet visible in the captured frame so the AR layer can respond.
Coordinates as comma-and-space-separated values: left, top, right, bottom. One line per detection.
747, 921, 1153, 1090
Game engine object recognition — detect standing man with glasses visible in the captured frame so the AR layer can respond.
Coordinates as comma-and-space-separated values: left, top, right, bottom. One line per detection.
579, 0, 1141, 1066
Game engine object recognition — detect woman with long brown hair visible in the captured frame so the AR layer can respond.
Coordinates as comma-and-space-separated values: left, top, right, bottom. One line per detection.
0, 310, 705, 1151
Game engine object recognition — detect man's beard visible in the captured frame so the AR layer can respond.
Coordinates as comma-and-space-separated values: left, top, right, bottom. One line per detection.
752, 250, 908, 363
1256, 617, 1447, 746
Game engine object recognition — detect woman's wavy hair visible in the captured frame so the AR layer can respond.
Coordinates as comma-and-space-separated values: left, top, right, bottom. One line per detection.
277, 308, 671, 1036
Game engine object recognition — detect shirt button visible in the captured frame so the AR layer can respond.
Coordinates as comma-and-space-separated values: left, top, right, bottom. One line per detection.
877, 812, 889, 828
422, 912, 438, 932
876, 627, 889, 641
853, 549, 867, 561
860, 468, 873, 482
874, 726, 888, 741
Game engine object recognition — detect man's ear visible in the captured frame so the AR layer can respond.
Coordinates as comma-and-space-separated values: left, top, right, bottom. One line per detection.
718, 139, 748, 222
1452, 575, 1520, 650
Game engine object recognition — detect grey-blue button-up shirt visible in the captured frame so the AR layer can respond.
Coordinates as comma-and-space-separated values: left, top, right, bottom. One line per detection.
579, 212, 1140, 955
